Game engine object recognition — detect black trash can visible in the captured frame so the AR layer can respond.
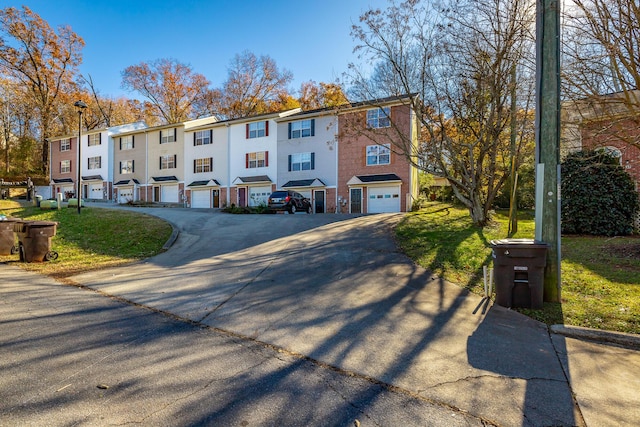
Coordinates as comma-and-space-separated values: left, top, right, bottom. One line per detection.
0, 217, 21, 255
14, 220, 58, 262
490, 239, 549, 310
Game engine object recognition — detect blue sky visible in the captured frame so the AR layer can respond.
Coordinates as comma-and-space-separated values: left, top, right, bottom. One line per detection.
10, 0, 388, 98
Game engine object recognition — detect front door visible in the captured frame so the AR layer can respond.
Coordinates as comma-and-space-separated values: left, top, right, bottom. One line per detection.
314, 190, 325, 213
350, 188, 362, 214
153, 186, 160, 202
212, 190, 220, 208
238, 187, 246, 207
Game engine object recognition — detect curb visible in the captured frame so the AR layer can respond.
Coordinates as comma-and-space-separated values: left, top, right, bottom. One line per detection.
551, 324, 640, 350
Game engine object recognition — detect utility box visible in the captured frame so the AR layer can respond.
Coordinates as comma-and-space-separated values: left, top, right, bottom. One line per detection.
0, 217, 21, 255
14, 220, 58, 262
490, 239, 549, 310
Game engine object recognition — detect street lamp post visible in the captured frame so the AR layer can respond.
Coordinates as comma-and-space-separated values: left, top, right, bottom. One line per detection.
74, 100, 87, 214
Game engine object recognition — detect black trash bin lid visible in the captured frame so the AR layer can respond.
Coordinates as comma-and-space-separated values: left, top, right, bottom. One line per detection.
490, 238, 549, 248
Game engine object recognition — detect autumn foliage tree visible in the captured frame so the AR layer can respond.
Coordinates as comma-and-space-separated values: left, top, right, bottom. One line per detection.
121, 58, 212, 124
298, 80, 349, 110
214, 51, 295, 119
0, 6, 84, 175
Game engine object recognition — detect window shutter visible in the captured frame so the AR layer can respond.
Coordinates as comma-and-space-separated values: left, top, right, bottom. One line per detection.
119, 161, 122, 173
265, 151, 269, 167
159, 131, 162, 144
132, 135, 135, 148
288, 123, 292, 139
311, 152, 315, 170
311, 119, 315, 136
265, 121, 269, 136
119, 138, 122, 150
99, 133, 102, 145
193, 132, 196, 146
132, 160, 135, 173
288, 155, 292, 172
160, 157, 162, 169
209, 130, 213, 142
194, 159, 196, 173
209, 157, 213, 169
246, 124, 249, 139
173, 128, 177, 141
173, 154, 177, 166
245, 153, 249, 168
60, 162, 62, 173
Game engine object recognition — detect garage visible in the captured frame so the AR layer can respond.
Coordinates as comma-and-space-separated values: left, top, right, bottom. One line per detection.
161, 184, 179, 203
118, 187, 134, 204
89, 183, 103, 200
191, 189, 211, 208
367, 186, 401, 213
248, 185, 271, 206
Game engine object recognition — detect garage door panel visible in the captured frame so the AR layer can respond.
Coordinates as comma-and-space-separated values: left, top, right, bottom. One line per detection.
118, 188, 133, 204
161, 185, 179, 203
191, 189, 210, 208
249, 186, 271, 207
368, 186, 401, 213
89, 183, 103, 199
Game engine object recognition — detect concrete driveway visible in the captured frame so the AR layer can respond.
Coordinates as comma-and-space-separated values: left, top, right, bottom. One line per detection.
62, 207, 617, 427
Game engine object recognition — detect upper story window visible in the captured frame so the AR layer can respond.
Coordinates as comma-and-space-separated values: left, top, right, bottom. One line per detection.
194, 130, 212, 146
160, 128, 176, 144
60, 139, 71, 152
246, 151, 268, 168
120, 135, 134, 150
160, 154, 176, 169
367, 107, 391, 128
88, 156, 101, 170
88, 133, 101, 146
288, 152, 315, 171
60, 160, 71, 174
194, 157, 213, 173
366, 143, 391, 165
247, 121, 268, 139
120, 160, 134, 174
289, 119, 315, 139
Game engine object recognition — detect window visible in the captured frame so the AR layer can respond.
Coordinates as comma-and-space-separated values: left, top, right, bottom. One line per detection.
88, 133, 101, 146
88, 156, 101, 170
120, 160, 134, 174
160, 155, 176, 169
367, 107, 391, 128
366, 144, 391, 165
160, 128, 176, 144
60, 160, 71, 174
246, 151, 268, 168
289, 152, 315, 171
120, 135, 134, 150
60, 139, 71, 151
194, 157, 213, 173
247, 121, 267, 139
289, 119, 315, 139
194, 130, 212, 146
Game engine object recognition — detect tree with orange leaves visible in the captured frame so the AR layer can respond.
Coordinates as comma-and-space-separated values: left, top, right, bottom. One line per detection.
0, 6, 84, 175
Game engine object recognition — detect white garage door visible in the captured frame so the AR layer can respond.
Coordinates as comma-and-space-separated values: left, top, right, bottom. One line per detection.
368, 186, 401, 213
161, 184, 179, 203
248, 186, 271, 206
118, 187, 133, 204
191, 189, 210, 208
89, 183, 103, 200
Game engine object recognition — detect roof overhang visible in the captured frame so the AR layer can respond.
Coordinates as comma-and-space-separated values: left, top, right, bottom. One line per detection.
81, 175, 103, 181
114, 179, 140, 186
232, 175, 272, 185
347, 173, 402, 186
188, 179, 221, 187
51, 178, 74, 184
282, 178, 326, 188
151, 175, 178, 183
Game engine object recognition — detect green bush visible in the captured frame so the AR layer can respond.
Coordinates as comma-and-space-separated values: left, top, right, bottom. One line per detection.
561, 150, 639, 236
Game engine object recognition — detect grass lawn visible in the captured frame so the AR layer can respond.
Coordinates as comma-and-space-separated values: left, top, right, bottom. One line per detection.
395, 202, 640, 334
0, 200, 172, 279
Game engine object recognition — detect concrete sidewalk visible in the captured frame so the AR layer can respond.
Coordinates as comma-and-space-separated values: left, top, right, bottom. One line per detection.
5, 208, 640, 425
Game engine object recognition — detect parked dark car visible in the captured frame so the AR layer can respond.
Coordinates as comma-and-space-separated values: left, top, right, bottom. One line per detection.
268, 190, 312, 214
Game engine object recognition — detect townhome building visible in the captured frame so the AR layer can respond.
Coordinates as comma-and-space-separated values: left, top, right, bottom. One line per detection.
227, 109, 301, 207
50, 122, 147, 201
337, 96, 420, 213
183, 118, 227, 208
275, 108, 339, 213
113, 125, 149, 204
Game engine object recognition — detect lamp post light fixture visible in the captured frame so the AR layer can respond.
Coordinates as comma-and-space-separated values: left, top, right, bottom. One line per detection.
74, 100, 87, 214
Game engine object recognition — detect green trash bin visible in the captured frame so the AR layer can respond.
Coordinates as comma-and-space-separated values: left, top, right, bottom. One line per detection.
0, 217, 21, 255
491, 239, 549, 310
14, 220, 58, 262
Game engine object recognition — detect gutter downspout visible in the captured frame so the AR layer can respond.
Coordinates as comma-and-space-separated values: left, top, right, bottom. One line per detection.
226, 123, 231, 206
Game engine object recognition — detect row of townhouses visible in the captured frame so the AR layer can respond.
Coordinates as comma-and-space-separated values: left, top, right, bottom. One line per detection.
48, 95, 420, 214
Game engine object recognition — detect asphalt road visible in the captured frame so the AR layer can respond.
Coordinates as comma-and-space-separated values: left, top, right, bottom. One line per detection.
2, 206, 639, 426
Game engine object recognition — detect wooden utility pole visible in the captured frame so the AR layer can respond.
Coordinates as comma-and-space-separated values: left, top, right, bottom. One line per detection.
535, 0, 561, 302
